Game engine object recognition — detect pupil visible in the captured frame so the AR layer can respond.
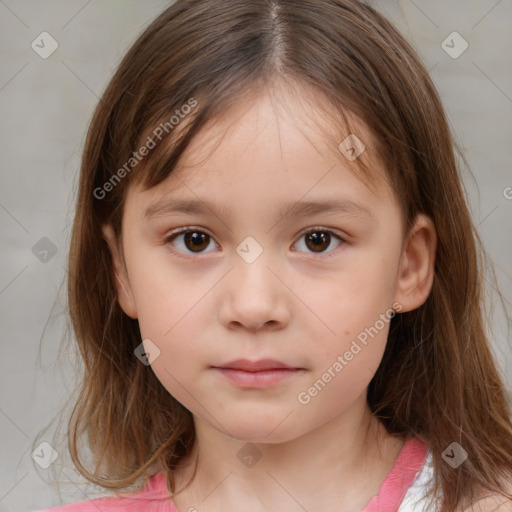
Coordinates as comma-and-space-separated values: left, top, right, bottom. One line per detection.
186, 232, 208, 251
307, 232, 329, 252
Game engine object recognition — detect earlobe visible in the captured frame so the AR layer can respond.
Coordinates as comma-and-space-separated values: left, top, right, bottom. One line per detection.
394, 214, 437, 313
102, 223, 138, 319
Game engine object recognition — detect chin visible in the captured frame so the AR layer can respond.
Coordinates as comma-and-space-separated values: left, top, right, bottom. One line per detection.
229, 429, 292, 444
222, 418, 304, 445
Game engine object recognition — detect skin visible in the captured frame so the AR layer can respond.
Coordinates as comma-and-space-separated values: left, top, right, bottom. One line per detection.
103, 81, 437, 512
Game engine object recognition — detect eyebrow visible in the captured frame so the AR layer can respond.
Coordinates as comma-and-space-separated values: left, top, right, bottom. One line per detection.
143, 197, 376, 223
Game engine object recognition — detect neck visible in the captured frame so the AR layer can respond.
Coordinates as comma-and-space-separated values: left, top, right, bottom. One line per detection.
170, 396, 405, 512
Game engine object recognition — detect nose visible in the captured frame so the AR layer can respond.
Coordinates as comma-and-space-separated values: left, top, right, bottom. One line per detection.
217, 252, 291, 332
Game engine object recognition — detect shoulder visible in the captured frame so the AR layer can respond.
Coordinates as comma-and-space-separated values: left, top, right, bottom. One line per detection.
31, 497, 128, 512
462, 494, 512, 512
398, 450, 512, 512
33, 495, 169, 512
462, 498, 512, 511
31, 503, 101, 512
33, 472, 177, 511
462, 481, 512, 512
32, 497, 162, 511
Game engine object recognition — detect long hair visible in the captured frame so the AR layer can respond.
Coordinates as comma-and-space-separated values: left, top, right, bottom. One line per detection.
33, 1, 512, 510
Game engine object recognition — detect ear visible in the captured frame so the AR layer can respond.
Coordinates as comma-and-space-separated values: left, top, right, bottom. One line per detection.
394, 214, 437, 313
102, 223, 138, 319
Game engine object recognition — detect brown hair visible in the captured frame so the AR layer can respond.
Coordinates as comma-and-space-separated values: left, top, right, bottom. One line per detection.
34, 0, 512, 510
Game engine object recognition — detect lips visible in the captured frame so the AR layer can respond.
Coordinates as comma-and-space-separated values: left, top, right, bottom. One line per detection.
212, 359, 304, 388
213, 358, 299, 372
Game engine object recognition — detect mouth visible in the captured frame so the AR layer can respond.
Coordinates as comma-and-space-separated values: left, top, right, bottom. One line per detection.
213, 358, 300, 372
211, 359, 305, 388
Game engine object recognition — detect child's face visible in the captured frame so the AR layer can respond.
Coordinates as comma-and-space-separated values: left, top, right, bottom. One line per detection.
105, 85, 433, 443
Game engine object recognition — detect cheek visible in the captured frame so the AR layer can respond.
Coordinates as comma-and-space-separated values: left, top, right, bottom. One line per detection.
135, 281, 208, 365
129, 248, 213, 336
138, 304, 209, 407
290, 251, 396, 393
296, 253, 397, 345
127, 260, 211, 389
298, 321, 390, 413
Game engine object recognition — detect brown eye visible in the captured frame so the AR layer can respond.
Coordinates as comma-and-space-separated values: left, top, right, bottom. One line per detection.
294, 228, 344, 256
165, 227, 345, 258
305, 231, 330, 252
165, 229, 217, 254
183, 231, 210, 252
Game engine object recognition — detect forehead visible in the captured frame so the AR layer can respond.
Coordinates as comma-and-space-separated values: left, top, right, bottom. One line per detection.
173, 81, 376, 175
126, 82, 396, 221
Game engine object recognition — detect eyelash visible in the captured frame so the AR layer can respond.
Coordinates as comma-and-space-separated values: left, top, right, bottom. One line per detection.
163, 226, 346, 259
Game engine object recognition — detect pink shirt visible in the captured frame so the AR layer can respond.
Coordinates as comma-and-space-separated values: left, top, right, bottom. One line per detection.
35, 436, 428, 512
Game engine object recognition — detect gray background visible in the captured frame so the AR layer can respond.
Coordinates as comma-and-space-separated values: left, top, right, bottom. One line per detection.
0, 1, 511, 511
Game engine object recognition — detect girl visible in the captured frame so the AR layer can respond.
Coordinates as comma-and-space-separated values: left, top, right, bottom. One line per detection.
33, 0, 512, 511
